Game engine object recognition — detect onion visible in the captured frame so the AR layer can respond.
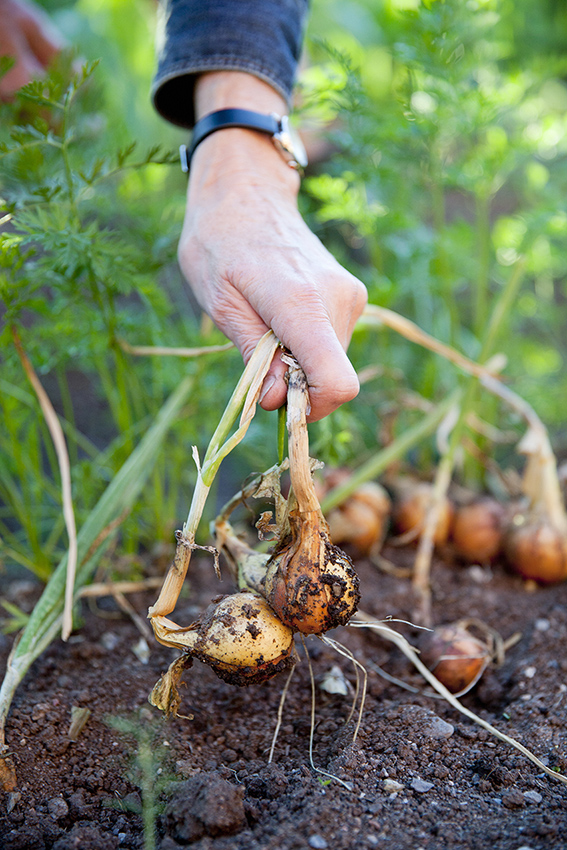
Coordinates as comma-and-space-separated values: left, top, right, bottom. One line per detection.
265, 509, 360, 634
152, 591, 296, 688
504, 513, 567, 584
450, 498, 505, 563
502, 427, 567, 584
392, 480, 453, 546
264, 358, 360, 634
327, 482, 391, 556
418, 622, 491, 694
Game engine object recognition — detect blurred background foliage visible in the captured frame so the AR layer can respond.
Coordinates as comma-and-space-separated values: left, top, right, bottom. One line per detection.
1, 0, 567, 583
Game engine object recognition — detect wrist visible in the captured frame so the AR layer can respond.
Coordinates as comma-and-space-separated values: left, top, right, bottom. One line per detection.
194, 71, 288, 120
188, 128, 301, 205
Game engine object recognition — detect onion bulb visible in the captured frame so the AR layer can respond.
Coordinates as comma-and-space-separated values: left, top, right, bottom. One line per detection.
152, 591, 295, 687
265, 509, 360, 634
327, 482, 391, 556
418, 622, 491, 694
392, 481, 453, 546
451, 498, 505, 563
504, 513, 567, 584
264, 357, 360, 634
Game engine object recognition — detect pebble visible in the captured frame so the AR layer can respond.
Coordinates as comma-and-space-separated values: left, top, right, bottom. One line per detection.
410, 778, 434, 794
383, 779, 404, 793
523, 790, 543, 804
47, 796, 69, 820
308, 836, 328, 849
421, 715, 454, 740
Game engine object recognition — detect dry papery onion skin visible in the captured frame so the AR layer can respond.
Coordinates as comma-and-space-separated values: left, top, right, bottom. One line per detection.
504, 515, 567, 584
153, 592, 296, 690
265, 509, 361, 635
418, 623, 491, 694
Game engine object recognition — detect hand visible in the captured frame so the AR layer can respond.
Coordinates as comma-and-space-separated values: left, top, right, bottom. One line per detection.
178, 73, 367, 422
0, 0, 63, 98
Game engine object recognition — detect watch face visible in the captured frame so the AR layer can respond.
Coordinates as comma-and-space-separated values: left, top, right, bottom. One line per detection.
273, 115, 308, 170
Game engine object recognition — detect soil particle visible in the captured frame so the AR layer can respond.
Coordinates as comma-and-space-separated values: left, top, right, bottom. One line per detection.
162, 774, 246, 842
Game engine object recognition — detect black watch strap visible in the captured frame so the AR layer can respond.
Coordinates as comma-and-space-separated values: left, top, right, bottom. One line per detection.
179, 108, 306, 173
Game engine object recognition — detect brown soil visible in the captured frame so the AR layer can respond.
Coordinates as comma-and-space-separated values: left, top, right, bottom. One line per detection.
1, 543, 567, 850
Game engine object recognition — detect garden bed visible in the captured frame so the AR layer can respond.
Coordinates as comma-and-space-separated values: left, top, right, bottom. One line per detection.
1, 544, 566, 850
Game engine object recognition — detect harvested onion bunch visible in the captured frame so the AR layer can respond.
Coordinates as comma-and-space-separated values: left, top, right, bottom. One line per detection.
264, 357, 360, 634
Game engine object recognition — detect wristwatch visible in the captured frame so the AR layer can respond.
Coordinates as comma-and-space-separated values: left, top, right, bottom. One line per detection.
180, 108, 308, 174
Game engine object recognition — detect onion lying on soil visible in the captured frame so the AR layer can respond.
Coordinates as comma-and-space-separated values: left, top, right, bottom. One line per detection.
504, 427, 567, 584
418, 621, 492, 695
392, 480, 454, 546
504, 513, 567, 584
327, 481, 391, 556
450, 497, 506, 563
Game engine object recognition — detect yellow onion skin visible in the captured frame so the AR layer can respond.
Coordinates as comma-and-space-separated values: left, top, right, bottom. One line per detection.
504, 516, 567, 584
419, 623, 491, 694
176, 592, 295, 686
393, 482, 454, 546
265, 510, 360, 635
451, 498, 505, 563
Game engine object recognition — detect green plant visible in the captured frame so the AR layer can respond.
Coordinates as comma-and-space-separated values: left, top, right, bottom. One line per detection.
303, 0, 567, 479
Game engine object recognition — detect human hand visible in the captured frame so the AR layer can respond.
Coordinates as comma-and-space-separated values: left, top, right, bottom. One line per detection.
178, 73, 367, 422
0, 0, 63, 98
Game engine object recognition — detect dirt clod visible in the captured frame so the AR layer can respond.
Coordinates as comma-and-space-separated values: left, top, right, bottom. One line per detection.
162, 774, 246, 843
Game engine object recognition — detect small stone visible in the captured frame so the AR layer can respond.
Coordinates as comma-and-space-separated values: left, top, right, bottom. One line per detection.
100, 631, 120, 650
502, 788, 525, 809
132, 637, 150, 664
383, 779, 404, 793
319, 665, 349, 696
410, 778, 434, 794
523, 790, 543, 804
421, 715, 454, 740
47, 796, 69, 820
308, 836, 328, 849
535, 619, 550, 631
523, 666, 536, 679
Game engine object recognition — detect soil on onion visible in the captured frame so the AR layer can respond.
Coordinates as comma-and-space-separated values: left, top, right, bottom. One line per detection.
1, 543, 567, 850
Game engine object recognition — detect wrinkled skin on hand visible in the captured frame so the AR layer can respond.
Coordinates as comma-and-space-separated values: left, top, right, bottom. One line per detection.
178, 74, 368, 423
0, 0, 63, 98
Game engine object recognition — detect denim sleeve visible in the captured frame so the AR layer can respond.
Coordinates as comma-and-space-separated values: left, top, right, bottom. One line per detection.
152, 0, 309, 128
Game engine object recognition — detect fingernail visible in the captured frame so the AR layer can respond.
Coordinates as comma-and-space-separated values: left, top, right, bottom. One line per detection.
259, 376, 276, 403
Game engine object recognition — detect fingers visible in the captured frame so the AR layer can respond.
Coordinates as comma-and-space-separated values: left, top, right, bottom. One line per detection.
20, 3, 63, 67
0, 0, 63, 98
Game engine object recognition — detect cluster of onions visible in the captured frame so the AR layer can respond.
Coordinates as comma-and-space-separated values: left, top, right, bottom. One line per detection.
150, 357, 361, 717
